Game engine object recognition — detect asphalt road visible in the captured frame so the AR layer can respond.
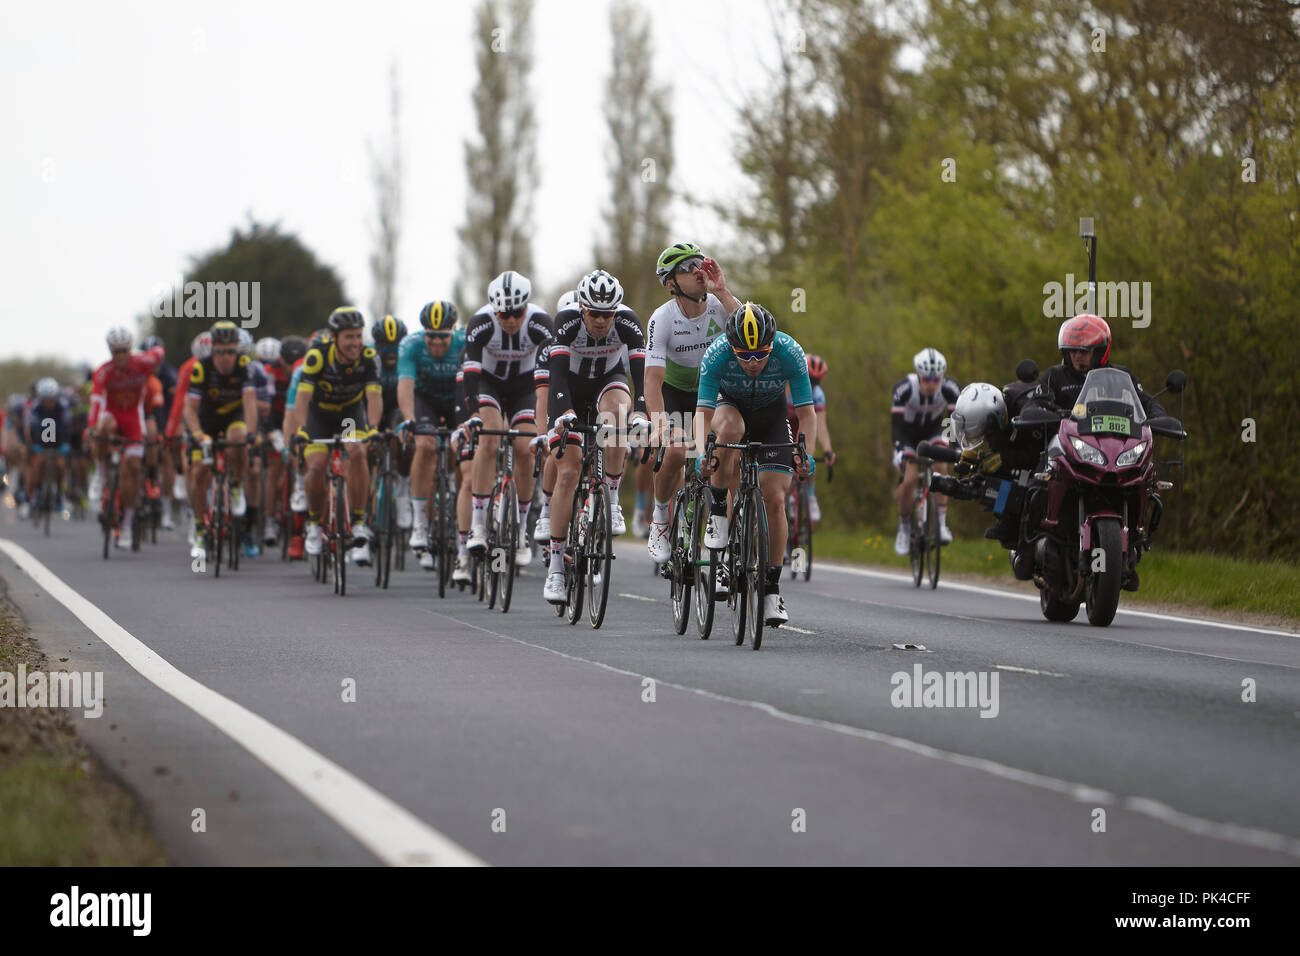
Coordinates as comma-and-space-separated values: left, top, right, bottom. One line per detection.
2, 507, 1297, 866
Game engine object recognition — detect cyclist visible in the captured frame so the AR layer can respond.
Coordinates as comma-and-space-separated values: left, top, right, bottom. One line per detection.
787, 354, 835, 521
88, 328, 165, 548
370, 315, 414, 536
295, 309, 382, 565
280, 332, 318, 560
644, 242, 741, 562
461, 271, 553, 565
530, 291, 577, 548
182, 320, 260, 558
891, 348, 960, 556
140, 335, 179, 530
24, 378, 71, 513
167, 332, 211, 545
696, 303, 815, 626
540, 269, 650, 604
397, 301, 467, 572
255, 336, 291, 548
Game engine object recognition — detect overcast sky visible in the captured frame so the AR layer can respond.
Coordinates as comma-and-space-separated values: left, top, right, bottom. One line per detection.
4, 0, 783, 366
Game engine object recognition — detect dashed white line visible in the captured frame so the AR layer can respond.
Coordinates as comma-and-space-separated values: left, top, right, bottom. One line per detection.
618, 593, 656, 602
0, 540, 484, 868
997, 664, 1069, 678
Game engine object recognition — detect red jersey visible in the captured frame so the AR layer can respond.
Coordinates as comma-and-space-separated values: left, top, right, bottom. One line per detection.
166, 356, 199, 439
88, 346, 164, 427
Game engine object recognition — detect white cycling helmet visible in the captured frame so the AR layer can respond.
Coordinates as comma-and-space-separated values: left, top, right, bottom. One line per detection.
951, 382, 1008, 450
487, 271, 531, 312
577, 269, 624, 311
36, 377, 60, 399
191, 331, 213, 360
237, 327, 253, 356
913, 347, 947, 379
106, 326, 133, 351
556, 290, 579, 313
255, 336, 282, 362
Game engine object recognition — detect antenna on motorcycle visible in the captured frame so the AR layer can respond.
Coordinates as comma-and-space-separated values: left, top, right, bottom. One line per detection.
1015, 359, 1039, 383
1080, 217, 1097, 314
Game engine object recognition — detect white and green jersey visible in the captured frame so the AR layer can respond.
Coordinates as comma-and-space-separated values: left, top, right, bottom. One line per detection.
644, 294, 729, 392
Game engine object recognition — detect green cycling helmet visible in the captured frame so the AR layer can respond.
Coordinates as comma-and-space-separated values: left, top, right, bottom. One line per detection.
655, 241, 705, 284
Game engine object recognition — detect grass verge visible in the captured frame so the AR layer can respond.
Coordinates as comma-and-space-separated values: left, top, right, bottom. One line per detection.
0, 598, 166, 865
812, 527, 1300, 624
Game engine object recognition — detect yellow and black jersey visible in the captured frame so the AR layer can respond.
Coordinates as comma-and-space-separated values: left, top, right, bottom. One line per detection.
187, 354, 255, 416
296, 343, 382, 412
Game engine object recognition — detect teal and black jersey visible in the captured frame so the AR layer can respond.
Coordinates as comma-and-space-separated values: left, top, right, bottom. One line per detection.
696, 332, 814, 412
397, 329, 466, 405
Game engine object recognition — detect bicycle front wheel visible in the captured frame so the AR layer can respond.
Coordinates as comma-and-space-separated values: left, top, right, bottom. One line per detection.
746, 488, 769, 650
730, 499, 749, 647
909, 498, 924, 587
499, 480, 518, 613
926, 486, 941, 590
669, 488, 691, 635
799, 484, 812, 582
334, 478, 349, 596
565, 484, 586, 625
586, 481, 612, 629
692, 484, 715, 639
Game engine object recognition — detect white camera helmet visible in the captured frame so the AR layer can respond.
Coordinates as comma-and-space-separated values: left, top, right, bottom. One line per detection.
951, 382, 1008, 449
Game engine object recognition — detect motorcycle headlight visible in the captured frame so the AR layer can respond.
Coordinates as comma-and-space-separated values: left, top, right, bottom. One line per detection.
1070, 436, 1106, 466
1116, 441, 1148, 468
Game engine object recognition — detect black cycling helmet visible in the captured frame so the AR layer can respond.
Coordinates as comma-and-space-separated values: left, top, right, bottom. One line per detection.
210, 320, 240, 345
279, 335, 308, 365
725, 302, 777, 352
327, 307, 366, 332
419, 300, 458, 333
371, 314, 407, 348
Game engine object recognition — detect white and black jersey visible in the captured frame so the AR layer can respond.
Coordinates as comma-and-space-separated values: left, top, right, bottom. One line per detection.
890, 372, 961, 447
547, 306, 648, 423
461, 302, 554, 396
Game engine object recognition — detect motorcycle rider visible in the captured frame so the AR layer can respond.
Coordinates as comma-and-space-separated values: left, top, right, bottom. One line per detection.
1025, 314, 1165, 420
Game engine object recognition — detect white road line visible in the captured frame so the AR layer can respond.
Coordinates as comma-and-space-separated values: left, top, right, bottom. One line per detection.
0, 539, 484, 868
818, 561, 1300, 638
432, 608, 1300, 860
996, 664, 1068, 678
618, 593, 656, 602
783, 625, 816, 635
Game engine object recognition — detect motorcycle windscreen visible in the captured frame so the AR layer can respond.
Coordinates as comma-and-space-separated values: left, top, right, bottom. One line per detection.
1071, 368, 1146, 437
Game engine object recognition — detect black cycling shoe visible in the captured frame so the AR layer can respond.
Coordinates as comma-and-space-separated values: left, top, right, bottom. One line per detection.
1121, 567, 1139, 591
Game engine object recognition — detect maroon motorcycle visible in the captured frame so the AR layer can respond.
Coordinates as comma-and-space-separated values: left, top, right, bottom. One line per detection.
1012, 367, 1186, 626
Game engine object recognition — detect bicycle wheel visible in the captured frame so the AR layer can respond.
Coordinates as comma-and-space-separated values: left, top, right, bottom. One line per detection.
333, 478, 349, 596
586, 481, 612, 629
42, 474, 54, 537
692, 484, 716, 639
799, 484, 812, 582
926, 486, 941, 590
485, 484, 501, 610
499, 480, 518, 613
730, 497, 749, 647
746, 489, 769, 650
376, 475, 393, 589
435, 477, 449, 599
101, 469, 117, 560
909, 496, 924, 588
213, 480, 225, 579
565, 484, 586, 625
669, 487, 691, 635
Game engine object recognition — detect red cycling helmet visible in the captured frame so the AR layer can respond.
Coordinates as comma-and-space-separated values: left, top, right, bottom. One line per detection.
806, 354, 827, 382
1058, 314, 1111, 368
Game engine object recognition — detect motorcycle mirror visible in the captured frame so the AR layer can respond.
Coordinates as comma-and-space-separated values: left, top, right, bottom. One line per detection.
1015, 359, 1039, 383
1165, 370, 1187, 394
1012, 407, 1061, 428
1147, 416, 1187, 440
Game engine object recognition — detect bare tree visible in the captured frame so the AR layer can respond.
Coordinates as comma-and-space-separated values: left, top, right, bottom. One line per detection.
369, 62, 403, 322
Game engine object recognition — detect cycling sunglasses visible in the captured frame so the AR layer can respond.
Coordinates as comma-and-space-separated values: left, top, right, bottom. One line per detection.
583, 308, 616, 319
497, 306, 526, 319
733, 347, 772, 364
424, 329, 453, 338
919, 375, 942, 384
213, 347, 238, 356
672, 257, 705, 276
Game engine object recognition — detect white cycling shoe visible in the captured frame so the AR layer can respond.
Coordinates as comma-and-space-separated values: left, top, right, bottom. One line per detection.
230, 487, 247, 517
544, 572, 567, 605
610, 503, 627, 536
631, 509, 648, 538
764, 593, 789, 626
452, 555, 472, 583
305, 524, 323, 556
350, 524, 372, 566
410, 526, 429, 551
290, 483, 308, 513
419, 550, 435, 571
647, 521, 671, 563
704, 513, 728, 550
115, 526, 133, 550
809, 496, 821, 522
515, 544, 533, 568
467, 524, 488, 554
939, 522, 953, 545
533, 515, 551, 543
894, 525, 910, 556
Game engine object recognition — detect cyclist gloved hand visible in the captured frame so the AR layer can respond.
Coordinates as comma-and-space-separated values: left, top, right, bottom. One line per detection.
464, 416, 483, 434
556, 412, 578, 432
529, 434, 548, 455
626, 415, 651, 447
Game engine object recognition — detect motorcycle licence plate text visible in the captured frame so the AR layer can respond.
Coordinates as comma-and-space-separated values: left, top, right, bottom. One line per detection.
1090, 414, 1132, 435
